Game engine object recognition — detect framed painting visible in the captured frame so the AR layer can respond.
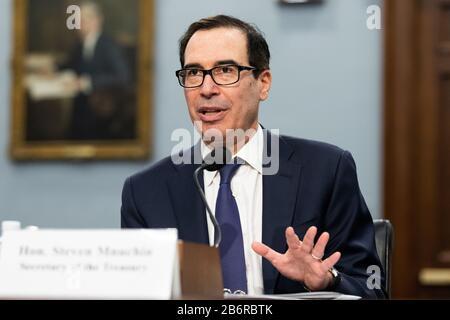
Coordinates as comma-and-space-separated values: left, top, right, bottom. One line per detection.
10, 0, 153, 160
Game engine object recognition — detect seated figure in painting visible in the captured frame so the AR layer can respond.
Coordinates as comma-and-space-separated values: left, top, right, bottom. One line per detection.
59, 1, 131, 140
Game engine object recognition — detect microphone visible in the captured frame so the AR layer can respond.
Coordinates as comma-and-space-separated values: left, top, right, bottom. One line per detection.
193, 147, 232, 248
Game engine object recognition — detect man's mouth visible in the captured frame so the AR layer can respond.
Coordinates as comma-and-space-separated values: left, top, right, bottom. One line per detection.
197, 106, 228, 122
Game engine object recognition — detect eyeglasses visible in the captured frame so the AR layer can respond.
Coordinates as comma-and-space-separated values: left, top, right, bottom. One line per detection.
175, 64, 257, 88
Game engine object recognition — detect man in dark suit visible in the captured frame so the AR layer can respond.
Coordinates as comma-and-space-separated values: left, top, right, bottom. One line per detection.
121, 15, 386, 299
60, 2, 130, 140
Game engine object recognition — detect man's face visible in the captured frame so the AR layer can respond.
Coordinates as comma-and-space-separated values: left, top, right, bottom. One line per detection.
79, 5, 102, 38
183, 27, 271, 143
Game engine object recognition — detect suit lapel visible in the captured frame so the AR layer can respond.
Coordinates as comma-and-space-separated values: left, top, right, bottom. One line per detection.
167, 145, 209, 245
262, 130, 303, 293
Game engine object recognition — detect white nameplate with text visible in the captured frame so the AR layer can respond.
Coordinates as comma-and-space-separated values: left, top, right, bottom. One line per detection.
0, 229, 179, 299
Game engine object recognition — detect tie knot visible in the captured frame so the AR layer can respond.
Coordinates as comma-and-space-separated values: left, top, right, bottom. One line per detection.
219, 163, 241, 185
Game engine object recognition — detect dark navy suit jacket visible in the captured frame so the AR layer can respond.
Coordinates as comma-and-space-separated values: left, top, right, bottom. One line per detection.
121, 130, 386, 299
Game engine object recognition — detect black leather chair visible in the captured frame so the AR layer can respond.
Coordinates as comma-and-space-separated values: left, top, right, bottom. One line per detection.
373, 219, 394, 299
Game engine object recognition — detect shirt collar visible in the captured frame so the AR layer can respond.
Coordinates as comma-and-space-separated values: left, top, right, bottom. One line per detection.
83, 31, 101, 50
201, 124, 264, 187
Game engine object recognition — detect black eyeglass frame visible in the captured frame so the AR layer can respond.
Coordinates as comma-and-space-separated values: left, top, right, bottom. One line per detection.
175, 64, 257, 88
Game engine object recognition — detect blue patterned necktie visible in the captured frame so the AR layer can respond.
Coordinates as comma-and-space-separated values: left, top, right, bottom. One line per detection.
215, 163, 247, 293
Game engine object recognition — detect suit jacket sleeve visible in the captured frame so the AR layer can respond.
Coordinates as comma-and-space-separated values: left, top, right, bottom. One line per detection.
322, 150, 386, 299
121, 177, 147, 228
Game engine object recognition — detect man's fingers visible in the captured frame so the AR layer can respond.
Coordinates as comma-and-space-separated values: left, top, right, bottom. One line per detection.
321, 252, 341, 272
252, 241, 283, 264
301, 226, 317, 253
285, 227, 302, 250
311, 232, 329, 259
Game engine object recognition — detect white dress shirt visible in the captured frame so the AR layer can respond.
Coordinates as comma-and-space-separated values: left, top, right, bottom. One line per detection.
79, 32, 99, 93
82, 31, 100, 61
201, 125, 264, 295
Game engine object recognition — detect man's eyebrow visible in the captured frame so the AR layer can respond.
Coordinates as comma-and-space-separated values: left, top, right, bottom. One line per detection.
183, 63, 203, 69
183, 60, 240, 69
214, 60, 239, 66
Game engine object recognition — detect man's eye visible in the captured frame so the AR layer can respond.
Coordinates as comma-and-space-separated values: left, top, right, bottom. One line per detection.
187, 69, 200, 76
220, 66, 233, 73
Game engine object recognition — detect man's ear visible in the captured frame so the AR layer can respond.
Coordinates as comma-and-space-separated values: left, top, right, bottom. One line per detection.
259, 69, 272, 101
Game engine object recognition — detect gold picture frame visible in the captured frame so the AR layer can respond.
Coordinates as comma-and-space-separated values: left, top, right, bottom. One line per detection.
10, 0, 153, 160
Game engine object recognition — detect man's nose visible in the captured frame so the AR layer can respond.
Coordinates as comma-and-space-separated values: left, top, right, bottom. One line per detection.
199, 74, 220, 97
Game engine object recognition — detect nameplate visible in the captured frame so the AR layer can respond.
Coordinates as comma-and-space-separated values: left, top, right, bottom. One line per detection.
0, 229, 179, 299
